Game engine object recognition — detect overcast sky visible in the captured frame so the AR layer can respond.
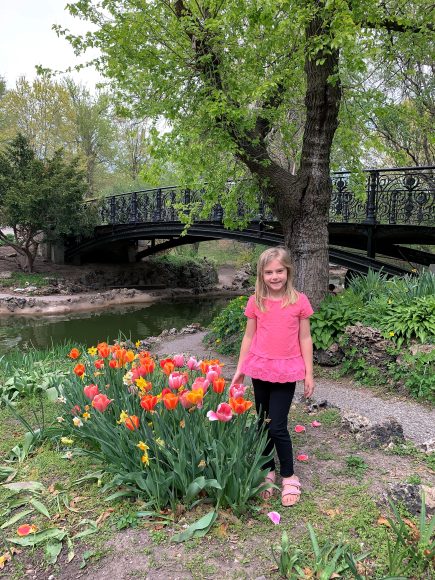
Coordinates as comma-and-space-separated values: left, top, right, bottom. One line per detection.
1, 0, 101, 90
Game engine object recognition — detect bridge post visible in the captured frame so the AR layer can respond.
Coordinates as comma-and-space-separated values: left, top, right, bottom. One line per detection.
364, 170, 378, 259
131, 192, 138, 223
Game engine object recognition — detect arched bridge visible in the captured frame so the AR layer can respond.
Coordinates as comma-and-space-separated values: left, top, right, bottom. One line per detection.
65, 166, 434, 276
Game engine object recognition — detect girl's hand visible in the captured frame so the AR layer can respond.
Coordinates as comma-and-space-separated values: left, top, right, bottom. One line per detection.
304, 375, 315, 399
231, 371, 245, 386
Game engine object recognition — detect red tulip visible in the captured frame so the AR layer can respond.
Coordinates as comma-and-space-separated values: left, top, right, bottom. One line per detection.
83, 384, 99, 400
140, 395, 158, 411
73, 363, 85, 377
109, 359, 118, 369
163, 392, 179, 410
294, 425, 306, 433
92, 393, 113, 412
160, 358, 175, 375
125, 415, 140, 430
68, 348, 80, 360
94, 359, 104, 370
229, 397, 253, 415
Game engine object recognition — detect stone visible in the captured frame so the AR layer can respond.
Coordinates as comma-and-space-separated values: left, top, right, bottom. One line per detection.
314, 343, 345, 366
356, 417, 405, 448
409, 343, 435, 356
0, 271, 13, 279
344, 323, 395, 369
384, 482, 422, 516
422, 485, 435, 513
342, 411, 372, 433
418, 439, 435, 454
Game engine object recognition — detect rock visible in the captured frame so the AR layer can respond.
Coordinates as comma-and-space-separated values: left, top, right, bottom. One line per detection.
356, 417, 405, 448
344, 323, 395, 369
342, 411, 372, 433
25, 286, 38, 292
0, 271, 13, 279
409, 343, 435, 356
422, 485, 435, 513
13, 287, 27, 293
384, 483, 422, 516
314, 343, 344, 366
305, 399, 338, 413
418, 439, 435, 454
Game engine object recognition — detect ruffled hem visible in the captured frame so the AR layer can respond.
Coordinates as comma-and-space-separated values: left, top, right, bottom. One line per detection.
241, 353, 306, 383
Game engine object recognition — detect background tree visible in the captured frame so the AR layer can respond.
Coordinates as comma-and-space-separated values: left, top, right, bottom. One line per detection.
63, 0, 433, 306
0, 134, 94, 272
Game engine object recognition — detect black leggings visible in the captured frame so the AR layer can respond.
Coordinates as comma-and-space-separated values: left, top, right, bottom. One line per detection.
252, 378, 296, 477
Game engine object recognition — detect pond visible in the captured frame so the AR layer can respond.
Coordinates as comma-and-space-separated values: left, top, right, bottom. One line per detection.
0, 297, 230, 353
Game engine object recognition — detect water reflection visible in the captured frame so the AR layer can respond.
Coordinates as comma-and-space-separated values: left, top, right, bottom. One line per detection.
0, 297, 229, 353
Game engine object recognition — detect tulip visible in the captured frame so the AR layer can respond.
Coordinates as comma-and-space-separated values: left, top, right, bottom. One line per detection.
192, 376, 209, 394
180, 390, 194, 409
229, 397, 253, 414
73, 363, 86, 377
173, 354, 185, 367
125, 415, 140, 431
140, 394, 158, 411
311, 420, 322, 427
138, 356, 155, 374
212, 377, 226, 394
109, 359, 118, 369
160, 358, 175, 375
294, 425, 306, 433
17, 524, 38, 536
68, 348, 80, 360
187, 356, 200, 371
206, 370, 219, 383
229, 384, 247, 399
168, 371, 188, 390
83, 384, 99, 401
185, 388, 204, 406
92, 393, 113, 412
207, 363, 222, 377
97, 343, 110, 358
267, 511, 281, 525
94, 359, 104, 370
71, 405, 81, 415
296, 454, 309, 462
207, 402, 233, 422
163, 392, 179, 410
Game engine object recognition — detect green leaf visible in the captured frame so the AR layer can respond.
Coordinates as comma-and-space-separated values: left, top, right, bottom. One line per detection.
8, 527, 66, 546
46, 386, 60, 402
45, 540, 63, 564
67, 535, 75, 563
0, 509, 34, 529
171, 510, 217, 543
30, 498, 51, 518
71, 519, 98, 540
3, 481, 45, 493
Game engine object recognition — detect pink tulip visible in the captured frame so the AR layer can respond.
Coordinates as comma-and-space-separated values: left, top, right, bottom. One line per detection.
192, 376, 209, 393
207, 364, 222, 377
91, 393, 113, 412
207, 402, 233, 422
83, 384, 99, 401
173, 354, 185, 368
294, 425, 306, 433
267, 511, 281, 525
296, 454, 309, 462
168, 371, 187, 390
229, 384, 247, 399
187, 356, 200, 371
206, 370, 219, 383
311, 420, 322, 427
180, 391, 194, 409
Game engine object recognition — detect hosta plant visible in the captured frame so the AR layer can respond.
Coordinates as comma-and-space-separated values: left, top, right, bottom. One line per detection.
56, 343, 270, 515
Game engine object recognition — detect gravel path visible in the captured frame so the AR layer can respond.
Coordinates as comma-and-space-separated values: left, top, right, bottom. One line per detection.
154, 330, 435, 445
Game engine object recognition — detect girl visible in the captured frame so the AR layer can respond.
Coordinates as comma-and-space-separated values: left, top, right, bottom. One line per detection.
231, 247, 314, 507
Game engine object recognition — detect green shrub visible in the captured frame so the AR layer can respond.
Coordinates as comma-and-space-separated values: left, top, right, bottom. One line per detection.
310, 293, 361, 350
376, 295, 435, 347
387, 350, 435, 403
207, 296, 248, 355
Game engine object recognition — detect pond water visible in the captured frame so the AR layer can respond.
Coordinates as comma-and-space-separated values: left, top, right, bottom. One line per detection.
0, 297, 230, 353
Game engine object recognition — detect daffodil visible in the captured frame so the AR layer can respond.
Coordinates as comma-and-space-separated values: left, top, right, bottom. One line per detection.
87, 346, 98, 356
117, 410, 129, 424
155, 438, 165, 448
135, 340, 141, 348
137, 441, 150, 452
82, 412, 91, 421
141, 453, 150, 466
389, 331, 395, 337
61, 437, 74, 445
73, 417, 83, 427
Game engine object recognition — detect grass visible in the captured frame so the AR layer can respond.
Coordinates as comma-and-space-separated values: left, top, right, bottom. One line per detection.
0, 272, 57, 289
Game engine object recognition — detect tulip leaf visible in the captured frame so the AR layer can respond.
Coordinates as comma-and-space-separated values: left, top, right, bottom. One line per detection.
45, 540, 62, 564
3, 481, 45, 494
171, 510, 217, 543
30, 498, 51, 518
66, 535, 75, 562
0, 509, 34, 529
71, 519, 98, 540
185, 477, 222, 503
8, 528, 67, 546
46, 387, 60, 402
0, 466, 17, 483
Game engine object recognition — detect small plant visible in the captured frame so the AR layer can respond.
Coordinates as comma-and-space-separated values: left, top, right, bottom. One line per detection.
345, 455, 368, 479
310, 293, 360, 350
377, 295, 435, 347
207, 296, 248, 355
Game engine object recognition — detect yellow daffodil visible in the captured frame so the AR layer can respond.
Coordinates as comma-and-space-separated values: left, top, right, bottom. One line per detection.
155, 438, 165, 447
87, 346, 98, 356
117, 410, 129, 424
61, 437, 74, 445
135, 377, 151, 392
82, 412, 91, 421
389, 331, 395, 337
137, 441, 150, 452
135, 340, 141, 348
141, 453, 150, 466
73, 417, 83, 427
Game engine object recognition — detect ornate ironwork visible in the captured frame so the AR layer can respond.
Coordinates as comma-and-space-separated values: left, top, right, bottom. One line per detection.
92, 166, 434, 227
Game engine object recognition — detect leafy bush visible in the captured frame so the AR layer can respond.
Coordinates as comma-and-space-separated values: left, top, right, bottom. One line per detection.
206, 295, 248, 355
310, 292, 361, 350
376, 295, 435, 347
56, 343, 270, 515
388, 350, 435, 403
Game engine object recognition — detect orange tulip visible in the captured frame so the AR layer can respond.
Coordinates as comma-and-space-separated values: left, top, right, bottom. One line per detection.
68, 348, 80, 360
94, 359, 104, 370
140, 394, 158, 411
185, 389, 204, 406
138, 356, 155, 374
97, 342, 110, 358
124, 415, 140, 430
212, 377, 226, 394
17, 524, 38, 536
73, 363, 85, 377
229, 397, 253, 414
163, 392, 179, 410
160, 358, 175, 375
109, 359, 118, 369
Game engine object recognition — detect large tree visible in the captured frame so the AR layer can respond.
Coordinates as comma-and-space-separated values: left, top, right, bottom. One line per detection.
63, 0, 433, 306
0, 134, 94, 271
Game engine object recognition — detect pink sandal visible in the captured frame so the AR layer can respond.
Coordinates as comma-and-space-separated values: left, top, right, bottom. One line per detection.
281, 476, 301, 507
260, 471, 276, 500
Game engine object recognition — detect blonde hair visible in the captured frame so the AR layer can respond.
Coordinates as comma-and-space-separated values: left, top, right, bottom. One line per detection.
255, 247, 298, 311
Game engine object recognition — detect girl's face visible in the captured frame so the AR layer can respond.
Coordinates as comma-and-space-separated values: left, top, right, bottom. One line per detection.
263, 258, 288, 297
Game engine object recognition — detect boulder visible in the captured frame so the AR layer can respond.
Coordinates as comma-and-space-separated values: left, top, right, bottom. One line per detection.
314, 343, 344, 366
341, 411, 372, 433
344, 323, 395, 369
384, 483, 422, 516
418, 439, 435, 454
356, 417, 405, 448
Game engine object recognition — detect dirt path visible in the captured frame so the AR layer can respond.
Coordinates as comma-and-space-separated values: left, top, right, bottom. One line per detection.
154, 331, 435, 445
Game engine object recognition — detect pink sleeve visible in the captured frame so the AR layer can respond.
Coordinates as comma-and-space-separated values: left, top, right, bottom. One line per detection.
299, 293, 314, 319
244, 295, 257, 319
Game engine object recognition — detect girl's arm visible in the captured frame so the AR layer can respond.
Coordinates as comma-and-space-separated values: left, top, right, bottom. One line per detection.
299, 318, 314, 398
231, 317, 256, 386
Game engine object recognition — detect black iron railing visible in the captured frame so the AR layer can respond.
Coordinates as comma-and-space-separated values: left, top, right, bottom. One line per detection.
93, 166, 434, 227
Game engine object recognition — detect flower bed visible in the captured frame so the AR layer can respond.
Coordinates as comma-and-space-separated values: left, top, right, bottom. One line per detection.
58, 344, 270, 514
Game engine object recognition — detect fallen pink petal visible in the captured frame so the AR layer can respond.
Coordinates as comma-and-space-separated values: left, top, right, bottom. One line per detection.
294, 425, 306, 433
311, 420, 322, 427
267, 511, 281, 525
297, 454, 309, 461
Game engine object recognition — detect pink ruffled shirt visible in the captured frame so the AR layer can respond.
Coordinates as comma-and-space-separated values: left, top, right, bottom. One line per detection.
241, 293, 314, 383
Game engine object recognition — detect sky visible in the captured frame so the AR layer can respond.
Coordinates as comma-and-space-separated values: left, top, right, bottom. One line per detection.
1, 0, 101, 90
